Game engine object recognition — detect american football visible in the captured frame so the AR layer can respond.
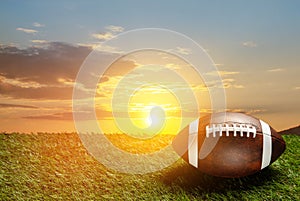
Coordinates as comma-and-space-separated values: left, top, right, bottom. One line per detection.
172, 112, 286, 178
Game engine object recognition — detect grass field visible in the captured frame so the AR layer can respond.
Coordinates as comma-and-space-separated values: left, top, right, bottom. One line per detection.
0, 133, 299, 200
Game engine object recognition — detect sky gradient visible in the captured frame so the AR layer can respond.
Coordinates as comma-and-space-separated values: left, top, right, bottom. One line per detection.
0, 1, 299, 133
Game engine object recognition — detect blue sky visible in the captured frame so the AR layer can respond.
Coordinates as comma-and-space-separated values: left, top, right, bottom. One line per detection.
1, 1, 300, 47
0, 0, 299, 132
1, 1, 300, 74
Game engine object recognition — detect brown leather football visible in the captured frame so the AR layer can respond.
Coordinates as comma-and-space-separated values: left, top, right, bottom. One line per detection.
172, 112, 286, 178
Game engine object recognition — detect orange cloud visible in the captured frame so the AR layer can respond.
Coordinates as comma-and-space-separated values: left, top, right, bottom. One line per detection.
0, 103, 38, 109
267, 68, 285, 72
206, 70, 240, 77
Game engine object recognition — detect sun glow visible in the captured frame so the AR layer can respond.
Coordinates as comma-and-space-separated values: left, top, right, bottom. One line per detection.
128, 85, 181, 135
95, 50, 211, 136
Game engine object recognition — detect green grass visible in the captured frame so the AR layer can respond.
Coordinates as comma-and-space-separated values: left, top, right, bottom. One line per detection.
0, 133, 299, 200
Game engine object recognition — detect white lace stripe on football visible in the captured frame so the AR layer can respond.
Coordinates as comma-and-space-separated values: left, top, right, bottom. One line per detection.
188, 119, 199, 168
205, 123, 257, 138
260, 120, 272, 170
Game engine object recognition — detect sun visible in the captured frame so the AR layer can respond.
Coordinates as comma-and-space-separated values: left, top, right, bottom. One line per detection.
145, 106, 166, 128
128, 84, 182, 135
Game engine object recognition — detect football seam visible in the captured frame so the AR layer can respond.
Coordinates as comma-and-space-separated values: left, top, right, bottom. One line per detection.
206, 123, 257, 138
200, 131, 285, 143
255, 132, 285, 143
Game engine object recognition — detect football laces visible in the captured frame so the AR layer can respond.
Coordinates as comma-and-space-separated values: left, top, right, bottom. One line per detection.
206, 123, 257, 138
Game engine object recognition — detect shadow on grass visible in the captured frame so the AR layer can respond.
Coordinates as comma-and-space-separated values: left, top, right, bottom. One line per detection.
160, 161, 283, 194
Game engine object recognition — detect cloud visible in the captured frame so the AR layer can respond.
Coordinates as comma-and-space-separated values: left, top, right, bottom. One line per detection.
96, 44, 123, 53
100, 58, 138, 77
0, 42, 133, 100
206, 70, 240, 77
0, 42, 92, 99
190, 84, 208, 92
0, 84, 74, 100
267, 68, 285, 72
16, 27, 38, 34
23, 109, 112, 121
31, 40, 49, 44
203, 78, 244, 89
202, 71, 244, 88
32, 22, 45, 27
23, 112, 74, 121
175, 47, 192, 55
0, 75, 46, 88
77, 42, 99, 50
164, 63, 181, 70
226, 108, 267, 115
218, 71, 240, 76
92, 32, 115, 40
77, 42, 121, 53
242, 41, 257, 48
0, 103, 38, 109
57, 77, 74, 86
0, 42, 90, 84
222, 78, 245, 89
105, 25, 124, 33
92, 25, 124, 41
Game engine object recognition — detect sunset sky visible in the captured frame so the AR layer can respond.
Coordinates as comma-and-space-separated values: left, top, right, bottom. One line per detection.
0, 1, 299, 134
